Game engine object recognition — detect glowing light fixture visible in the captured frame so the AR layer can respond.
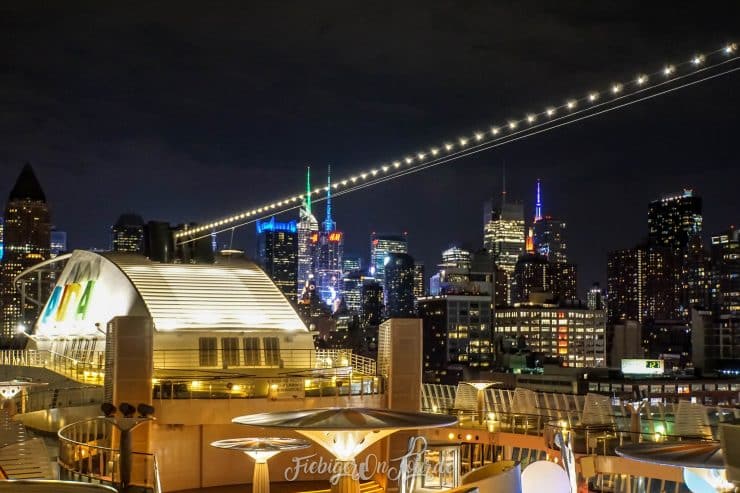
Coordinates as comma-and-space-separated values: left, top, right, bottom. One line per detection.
210, 438, 310, 493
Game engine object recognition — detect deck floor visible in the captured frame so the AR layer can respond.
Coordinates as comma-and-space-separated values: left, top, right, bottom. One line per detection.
176, 481, 334, 493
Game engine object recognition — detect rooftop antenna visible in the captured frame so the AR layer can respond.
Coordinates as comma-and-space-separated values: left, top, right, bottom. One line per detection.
535, 178, 543, 222
305, 166, 312, 215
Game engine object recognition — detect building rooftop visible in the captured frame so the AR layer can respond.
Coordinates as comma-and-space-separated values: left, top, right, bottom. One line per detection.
8, 163, 46, 202
34, 250, 308, 336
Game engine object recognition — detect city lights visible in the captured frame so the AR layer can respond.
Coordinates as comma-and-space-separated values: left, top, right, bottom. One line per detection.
174, 42, 737, 241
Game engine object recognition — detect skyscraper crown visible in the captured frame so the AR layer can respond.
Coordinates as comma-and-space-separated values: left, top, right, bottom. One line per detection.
9, 163, 46, 202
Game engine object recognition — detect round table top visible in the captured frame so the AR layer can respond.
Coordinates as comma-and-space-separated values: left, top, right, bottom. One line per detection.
615, 441, 724, 469
233, 407, 459, 431
210, 437, 311, 453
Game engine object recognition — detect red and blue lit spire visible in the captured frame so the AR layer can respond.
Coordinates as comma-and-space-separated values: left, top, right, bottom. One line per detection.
534, 178, 543, 222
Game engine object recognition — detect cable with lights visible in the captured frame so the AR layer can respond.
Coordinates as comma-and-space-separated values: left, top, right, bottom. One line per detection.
176, 42, 738, 244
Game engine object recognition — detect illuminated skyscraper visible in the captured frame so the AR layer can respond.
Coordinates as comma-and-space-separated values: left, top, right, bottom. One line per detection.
342, 257, 362, 273
0, 164, 51, 337
483, 181, 524, 306
0, 217, 4, 261
370, 233, 407, 282
418, 294, 493, 373
495, 304, 606, 368
710, 227, 739, 318
441, 246, 471, 270
607, 244, 680, 325
682, 233, 711, 315
50, 230, 67, 257
648, 189, 702, 257
587, 282, 606, 311
296, 167, 319, 297
532, 180, 568, 264
360, 280, 383, 328
383, 252, 415, 317
315, 166, 343, 306
511, 253, 549, 303
483, 201, 525, 274
341, 270, 363, 313
256, 217, 298, 300
413, 262, 425, 299
111, 213, 145, 253
510, 253, 577, 303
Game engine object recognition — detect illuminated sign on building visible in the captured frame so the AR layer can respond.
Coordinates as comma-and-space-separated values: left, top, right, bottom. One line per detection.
621, 359, 665, 375
41, 280, 96, 324
40, 256, 102, 326
328, 232, 343, 242
310, 232, 319, 243
256, 217, 297, 234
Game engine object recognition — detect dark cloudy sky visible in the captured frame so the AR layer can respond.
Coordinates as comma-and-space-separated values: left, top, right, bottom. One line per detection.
1, 2, 738, 291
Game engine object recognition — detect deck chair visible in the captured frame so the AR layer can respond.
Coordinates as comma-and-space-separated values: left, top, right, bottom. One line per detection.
581, 393, 616, 455
453, 383, 478, 424
674, 401, 712, 440
509, 388, 540, 434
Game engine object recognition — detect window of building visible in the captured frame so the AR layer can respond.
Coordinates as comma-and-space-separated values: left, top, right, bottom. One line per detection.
222, 337, 240, 367
243, 337, 260, 366
199, 337, 218, 367
263, 337, 280, 366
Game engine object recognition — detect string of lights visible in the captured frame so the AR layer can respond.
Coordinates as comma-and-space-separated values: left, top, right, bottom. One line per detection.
176, 42, 738, 244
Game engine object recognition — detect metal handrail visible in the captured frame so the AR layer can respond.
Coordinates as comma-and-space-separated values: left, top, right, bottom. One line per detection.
152, 372, 382, 400
152, 454, 162, 493
58, 417, 160, 491
0, 349, 105, 385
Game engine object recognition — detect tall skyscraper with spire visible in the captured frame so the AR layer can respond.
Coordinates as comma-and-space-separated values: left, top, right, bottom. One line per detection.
315, 166, 344, 306
1, 164, 51, 337
534, 178, 543, 223
532, 179, 568, 264
483, 168, 525, 275
483, 168, 525, 305
296, 166, 319, 298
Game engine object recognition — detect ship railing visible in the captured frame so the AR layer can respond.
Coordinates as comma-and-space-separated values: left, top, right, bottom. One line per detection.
0, 349, 105, 385
57, 417, 160, 492
152, 348, 377, 375
152, 372, 383, 400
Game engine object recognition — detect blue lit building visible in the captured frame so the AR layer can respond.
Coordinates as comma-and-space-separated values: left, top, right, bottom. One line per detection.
256, 217, 298, 300
50, 230, 67, 257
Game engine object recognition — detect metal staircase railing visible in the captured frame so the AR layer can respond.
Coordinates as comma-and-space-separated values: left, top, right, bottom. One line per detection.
57, 417, 161, 492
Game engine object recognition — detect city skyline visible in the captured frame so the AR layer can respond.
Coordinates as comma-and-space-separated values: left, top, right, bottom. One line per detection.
0, 3, 738, 293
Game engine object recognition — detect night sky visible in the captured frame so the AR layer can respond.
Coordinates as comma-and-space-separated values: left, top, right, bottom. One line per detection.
1, 2, 738, 292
